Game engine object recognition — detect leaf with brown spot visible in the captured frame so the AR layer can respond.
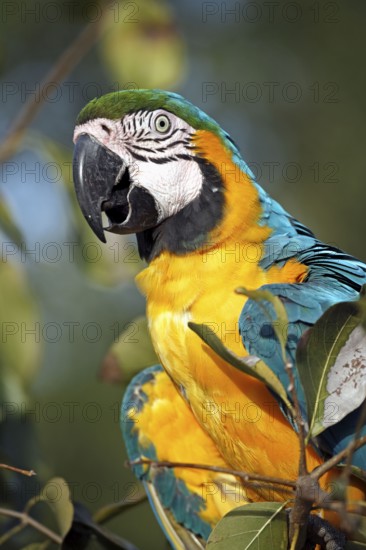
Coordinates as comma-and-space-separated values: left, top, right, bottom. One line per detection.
296, 299, 366, 439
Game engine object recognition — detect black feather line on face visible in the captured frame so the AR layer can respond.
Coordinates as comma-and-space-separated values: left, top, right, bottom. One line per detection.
129, 144, 168, 153
135, 128, 188, 143
136, 160, 225, 262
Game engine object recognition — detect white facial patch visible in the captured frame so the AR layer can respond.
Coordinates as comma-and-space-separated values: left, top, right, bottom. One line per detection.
73, 110, 204, 222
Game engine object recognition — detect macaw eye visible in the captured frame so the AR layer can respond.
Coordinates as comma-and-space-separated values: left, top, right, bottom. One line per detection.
154, 114, 171, 133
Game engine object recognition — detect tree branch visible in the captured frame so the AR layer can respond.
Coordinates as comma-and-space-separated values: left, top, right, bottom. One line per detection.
128, 458, 296, 490
285, 360, 310, 549
0, 507, 62, 544
0, 0, 112, 164
285, 361, 308, 477
0, 521, 25, 546
93, 493, 147, 525
0, 463, 35, 477
311, 435, 366, 481
339, 398, 366, 485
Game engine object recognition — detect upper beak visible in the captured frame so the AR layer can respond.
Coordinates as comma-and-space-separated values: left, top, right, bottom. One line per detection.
73, 134, 125, 243
73, 133, 159, 242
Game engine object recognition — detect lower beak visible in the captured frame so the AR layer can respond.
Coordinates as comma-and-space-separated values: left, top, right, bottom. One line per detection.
73, 134, 159, 242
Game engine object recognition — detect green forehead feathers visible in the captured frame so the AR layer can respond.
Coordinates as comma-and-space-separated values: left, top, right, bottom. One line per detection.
76, 89, 220, 134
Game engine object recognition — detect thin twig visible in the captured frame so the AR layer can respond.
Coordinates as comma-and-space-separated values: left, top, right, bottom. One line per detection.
23, 495, 42, 515
93, 493, 147, 525
128, 458, 297, 489
0, 522, 25, 546
339, 398, 366, 486
311, 435, 366, 481
0, 0, 112, 164
0, 507, 62, 544
285, 360, 312, 550
128, 460, 366, 523
285, 361, 308, 477
331, 398, 366, 530
311, 500, 363, 514
0, 464, 36, 477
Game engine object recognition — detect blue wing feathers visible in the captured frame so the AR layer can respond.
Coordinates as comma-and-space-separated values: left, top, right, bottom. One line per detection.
121, 366, 212, 545
240, 193, 366, 468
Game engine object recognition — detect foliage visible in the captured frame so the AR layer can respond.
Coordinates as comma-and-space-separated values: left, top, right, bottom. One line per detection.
296, 295, 366, 440
100, 0, 187, 89
206, 502, 288, 550
191, 289, 366, 549
0, 474, 145, 548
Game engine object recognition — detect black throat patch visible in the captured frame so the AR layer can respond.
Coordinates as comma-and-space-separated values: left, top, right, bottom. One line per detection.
136, 159, 225, 262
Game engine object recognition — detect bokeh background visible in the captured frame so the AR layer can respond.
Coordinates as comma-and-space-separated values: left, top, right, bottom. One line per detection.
0, 0, 365, 548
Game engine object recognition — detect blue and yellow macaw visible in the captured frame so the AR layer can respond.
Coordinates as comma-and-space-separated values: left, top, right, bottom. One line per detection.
72, 90, 366, 547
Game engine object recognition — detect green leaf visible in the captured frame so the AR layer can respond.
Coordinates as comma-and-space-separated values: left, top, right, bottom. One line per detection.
189, 322, 294, 416
93, 491, 147, 525
236, 287, 289, 363
296, 299, 366, 439
206, 502, 288, 549
0, 196, 23, 246
40, 477, 74, 537
100, 0, 187, 90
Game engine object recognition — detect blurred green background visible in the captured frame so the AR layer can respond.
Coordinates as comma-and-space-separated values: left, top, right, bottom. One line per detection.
0, 0, 365, 547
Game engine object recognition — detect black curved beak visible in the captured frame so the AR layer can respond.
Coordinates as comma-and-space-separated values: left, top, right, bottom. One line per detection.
73, 134, 125, 243
73, 133, 159, 242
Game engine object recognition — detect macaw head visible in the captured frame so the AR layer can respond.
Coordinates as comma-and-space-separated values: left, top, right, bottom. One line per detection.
73, 89, 256, 261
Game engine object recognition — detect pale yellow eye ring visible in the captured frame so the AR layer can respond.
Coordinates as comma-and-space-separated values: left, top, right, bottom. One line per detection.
154, 114, 171, 133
